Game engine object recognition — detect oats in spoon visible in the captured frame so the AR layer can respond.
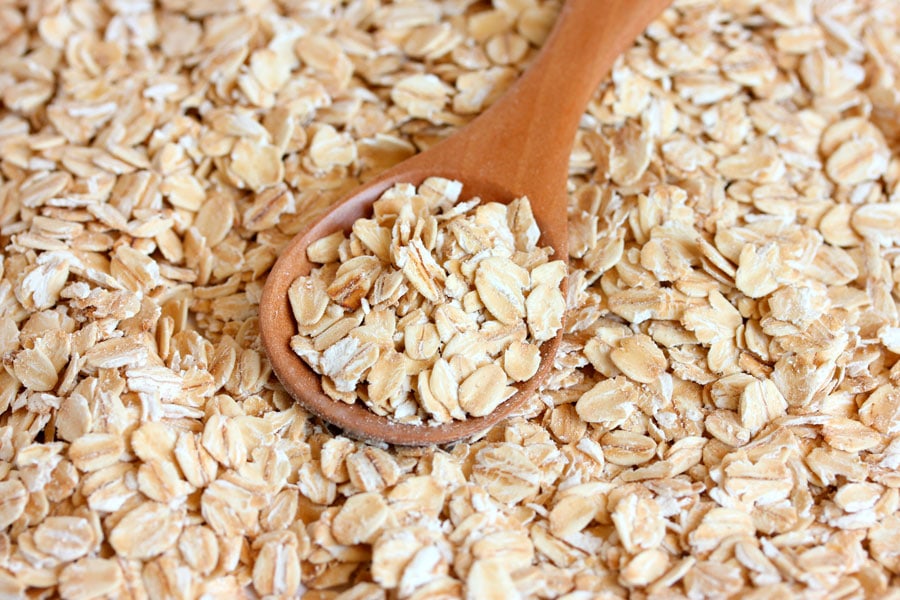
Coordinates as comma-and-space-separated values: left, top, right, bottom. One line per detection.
288, 177, 566, 425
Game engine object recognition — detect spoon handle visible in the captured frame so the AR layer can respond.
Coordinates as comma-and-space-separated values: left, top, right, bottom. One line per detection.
425, 0, 672, 199
509, 0, 673, 148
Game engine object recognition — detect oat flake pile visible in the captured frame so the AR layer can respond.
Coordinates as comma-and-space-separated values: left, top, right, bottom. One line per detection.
1, 0, 900, 598
290, 178, 566, 425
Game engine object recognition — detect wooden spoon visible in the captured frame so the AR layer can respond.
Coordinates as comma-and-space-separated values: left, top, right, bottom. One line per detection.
260, 0, 672, 445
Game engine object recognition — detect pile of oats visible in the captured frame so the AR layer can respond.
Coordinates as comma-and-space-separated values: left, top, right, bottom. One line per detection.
290, 177, 565, 424
1, 0, 899, 598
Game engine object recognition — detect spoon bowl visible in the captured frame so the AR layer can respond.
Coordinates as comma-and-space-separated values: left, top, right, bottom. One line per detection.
261, 168, 565, 445
260, 0, 672, 445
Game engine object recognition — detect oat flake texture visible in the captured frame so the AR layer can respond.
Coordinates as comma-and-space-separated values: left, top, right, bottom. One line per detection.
1, 0, 899, 598
290, 178, 565, 425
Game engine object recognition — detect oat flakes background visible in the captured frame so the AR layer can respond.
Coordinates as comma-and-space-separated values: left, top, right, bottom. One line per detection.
0, 0, 899, 598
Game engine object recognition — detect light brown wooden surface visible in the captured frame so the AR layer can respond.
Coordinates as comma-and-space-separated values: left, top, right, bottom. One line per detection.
259, 0, 673, 445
